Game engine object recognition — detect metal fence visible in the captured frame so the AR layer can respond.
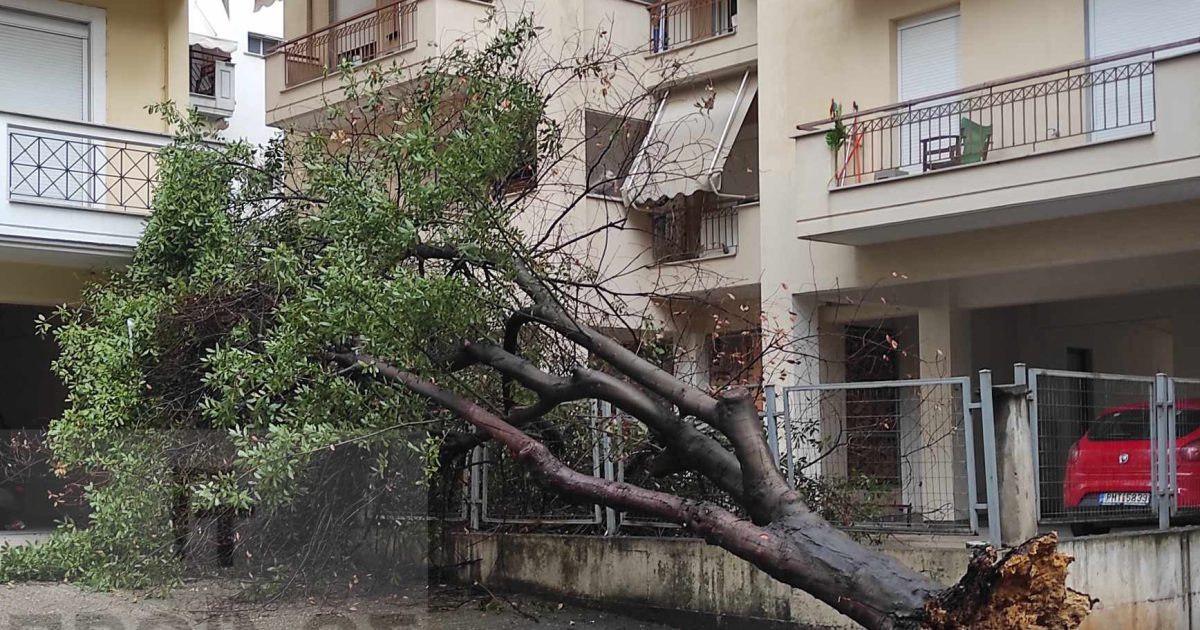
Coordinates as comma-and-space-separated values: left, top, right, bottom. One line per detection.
1026, 368, 1157, 525
479, 409, 603, 528
830, 43, 1172, 187
648, 0, 737, 53
280, 0, 418, 87
778, 376, 998, 540
8, 127, 161, 213
650, 205, 738, 264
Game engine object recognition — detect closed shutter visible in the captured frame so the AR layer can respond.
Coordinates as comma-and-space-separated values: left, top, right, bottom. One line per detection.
897, 9, 960, 170
0, 9, 89, 121
1088, 0, 1200, 134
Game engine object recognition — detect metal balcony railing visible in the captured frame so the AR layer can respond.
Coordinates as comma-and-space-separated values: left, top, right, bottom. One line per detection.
7, 119, 166, 214
807, 38, 1200, 188
651, 204, 738, 263
648, 0, 736, 53
189, 48, 224, 97
279, 0, 418, 87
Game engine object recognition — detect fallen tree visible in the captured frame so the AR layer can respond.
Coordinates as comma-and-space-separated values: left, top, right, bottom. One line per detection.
0, 19, 1091, 628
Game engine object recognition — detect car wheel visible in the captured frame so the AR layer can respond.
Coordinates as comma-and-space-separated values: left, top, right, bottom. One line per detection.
1070, 523, 1110, 537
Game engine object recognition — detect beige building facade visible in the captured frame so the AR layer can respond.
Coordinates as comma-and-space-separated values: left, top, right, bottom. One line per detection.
261, 0, 1200, 532
264, 0, 1200, 386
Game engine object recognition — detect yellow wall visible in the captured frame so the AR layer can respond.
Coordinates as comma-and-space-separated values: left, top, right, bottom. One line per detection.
62, 0, 188, 132
0, 261, 97, 306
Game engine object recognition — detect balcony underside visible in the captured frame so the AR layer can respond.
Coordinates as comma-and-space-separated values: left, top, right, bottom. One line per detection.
796, 44, 1200, 246
800, 143, 1200, 246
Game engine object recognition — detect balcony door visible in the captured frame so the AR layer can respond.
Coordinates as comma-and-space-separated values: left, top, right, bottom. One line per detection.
0, 8, 89, 122
0, 7, 97, 206
1087, 0, 1200, 137
896, 8, 960, 172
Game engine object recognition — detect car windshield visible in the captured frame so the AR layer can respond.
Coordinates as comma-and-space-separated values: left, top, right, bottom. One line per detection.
1086, 409, 1200, 441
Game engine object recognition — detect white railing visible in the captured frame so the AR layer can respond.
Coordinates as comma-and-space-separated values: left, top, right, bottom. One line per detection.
1, 111, 171, 253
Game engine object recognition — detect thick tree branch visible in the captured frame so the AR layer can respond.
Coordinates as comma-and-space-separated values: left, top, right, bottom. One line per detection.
452, 341, 747, 503
332, 350, 944, 630
504, 259, 798, 523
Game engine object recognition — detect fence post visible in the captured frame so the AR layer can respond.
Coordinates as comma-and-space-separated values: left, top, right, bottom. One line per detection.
978, 370, 1003, 546
1155, 373, 1172, 530
781, 386, 796, 486
468, 445, 483, 531
764, 385, 780, 461
599, 400, 619, 536
990, 377, 1039, 546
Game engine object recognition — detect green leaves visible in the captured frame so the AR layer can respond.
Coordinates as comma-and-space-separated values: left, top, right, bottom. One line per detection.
1, 23, 554, 589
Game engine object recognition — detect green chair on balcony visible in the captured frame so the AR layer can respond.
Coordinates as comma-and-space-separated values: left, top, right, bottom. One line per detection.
921, 118, 993, 171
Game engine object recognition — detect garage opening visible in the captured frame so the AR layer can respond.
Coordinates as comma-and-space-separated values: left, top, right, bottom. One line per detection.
0, 304, 81, 532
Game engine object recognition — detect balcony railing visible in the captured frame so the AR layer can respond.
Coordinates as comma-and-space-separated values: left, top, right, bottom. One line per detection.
651, 204, 738, 263
7, 119, 165, 214
189, 48, 224, 97
279, 0, 418, 87
813, 40, 1200, 188
648, 0, 736, 53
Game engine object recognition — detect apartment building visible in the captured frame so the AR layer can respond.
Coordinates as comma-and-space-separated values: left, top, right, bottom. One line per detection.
259, 0, 1200, 536
264, 0, 764, 393
759, 0, 1200, 531
763, 0, 1200, 385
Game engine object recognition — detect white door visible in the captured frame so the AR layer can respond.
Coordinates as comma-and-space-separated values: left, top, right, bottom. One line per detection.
1088, 0, 1200, 134
897, 9, 960, 171
0, 9, 90, 121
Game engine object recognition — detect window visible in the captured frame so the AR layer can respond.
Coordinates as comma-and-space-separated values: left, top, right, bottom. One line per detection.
708, 330, 761, 394
585, 110, 649, 198
0, 7, 90, 122
247, 33, 283, 56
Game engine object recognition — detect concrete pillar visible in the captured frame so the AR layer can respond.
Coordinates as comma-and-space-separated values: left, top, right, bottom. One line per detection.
994, 385, 1039, 545
760, 293, 826, 481
164, 0, 191, 126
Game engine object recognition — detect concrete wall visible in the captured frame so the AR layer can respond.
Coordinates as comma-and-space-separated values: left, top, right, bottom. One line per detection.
447, 532, 970, 629
448, 528, 1200, 630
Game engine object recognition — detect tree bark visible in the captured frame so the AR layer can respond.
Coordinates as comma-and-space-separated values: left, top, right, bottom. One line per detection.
332, 351, 1092, 630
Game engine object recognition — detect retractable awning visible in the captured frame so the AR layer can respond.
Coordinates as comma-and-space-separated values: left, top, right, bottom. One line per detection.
621, 70, 757, 208
189, 0, 238, 53
189, 32, 238, 54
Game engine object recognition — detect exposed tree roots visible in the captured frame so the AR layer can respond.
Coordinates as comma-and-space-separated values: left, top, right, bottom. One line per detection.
922, 533, 1094, 629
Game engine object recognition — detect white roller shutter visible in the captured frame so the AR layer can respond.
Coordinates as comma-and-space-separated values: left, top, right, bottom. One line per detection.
1088, 0, 1200, 58
0, 9, 89, 121
1088, 0, 1200, 134
897, 9, 960, 170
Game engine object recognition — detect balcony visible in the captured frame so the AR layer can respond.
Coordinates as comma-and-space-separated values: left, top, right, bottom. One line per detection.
1, 112, 167, 264
651, 204, 738, 264
189, 47, 236, 119
266, 0, 494, 126
794, 39, 1200, 245
644, 0, 756, 77
648, 0, 736, 53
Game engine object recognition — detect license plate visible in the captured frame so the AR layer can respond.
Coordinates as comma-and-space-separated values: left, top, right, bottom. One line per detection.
1099, 492, 1150, 506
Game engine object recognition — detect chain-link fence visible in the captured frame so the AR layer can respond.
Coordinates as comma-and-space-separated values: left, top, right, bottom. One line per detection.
780, 378, 980, 534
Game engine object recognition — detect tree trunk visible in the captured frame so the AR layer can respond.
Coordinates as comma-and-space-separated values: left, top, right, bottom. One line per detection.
335, 354, 1093, 630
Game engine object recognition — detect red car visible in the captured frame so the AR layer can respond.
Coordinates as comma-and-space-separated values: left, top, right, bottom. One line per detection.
1064, 400, 1200, 522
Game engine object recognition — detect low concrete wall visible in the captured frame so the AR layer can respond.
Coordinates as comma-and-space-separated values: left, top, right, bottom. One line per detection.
1061, 528, 1200, 630
446, 528, 1200, 629
445, 532, 970, 629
